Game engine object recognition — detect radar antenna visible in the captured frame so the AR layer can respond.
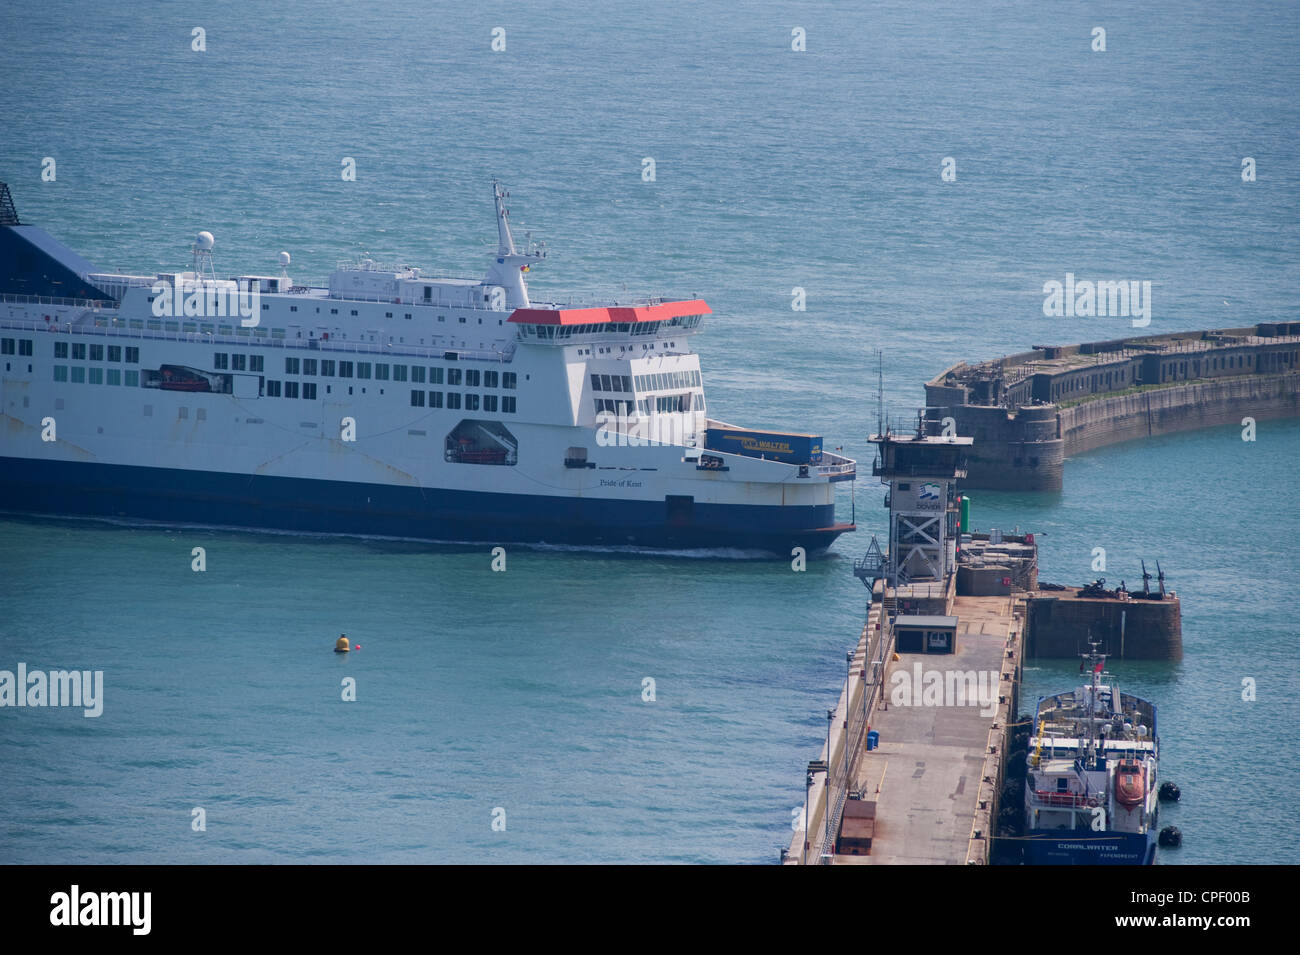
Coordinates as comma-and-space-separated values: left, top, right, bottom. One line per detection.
191, 231, 216, 282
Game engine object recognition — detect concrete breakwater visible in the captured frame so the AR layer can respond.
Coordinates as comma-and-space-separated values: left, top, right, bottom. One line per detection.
1059, 373, 1300, 457
924, 325, 1300, 491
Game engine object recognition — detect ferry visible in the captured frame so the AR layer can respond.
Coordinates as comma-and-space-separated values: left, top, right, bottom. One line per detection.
0, 180, 855, 553
1022, 643, 1161, 864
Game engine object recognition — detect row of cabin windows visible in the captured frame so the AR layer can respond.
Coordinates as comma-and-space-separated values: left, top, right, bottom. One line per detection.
213, 353, 264, 372
262, 381, 318, 399
2, 338, 34, 356
602, 394, 701, 416
53, 366, 140, 387
648, 393, 697, 414
410, 391, 517, 413
635, 370, 701, 392
52, 342, 140, 362
519, 323, 668, 340
591, 374, 634, 393
278, 356, 515, 389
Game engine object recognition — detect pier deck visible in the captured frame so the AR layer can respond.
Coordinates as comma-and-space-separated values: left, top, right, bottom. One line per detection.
788, 590, 1023, 865
839, 595, 1019, 864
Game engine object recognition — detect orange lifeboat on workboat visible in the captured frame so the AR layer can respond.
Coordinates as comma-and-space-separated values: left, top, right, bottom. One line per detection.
1114, 759, 1146, 809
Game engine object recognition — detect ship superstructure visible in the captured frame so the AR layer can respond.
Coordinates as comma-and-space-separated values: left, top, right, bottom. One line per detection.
0, 181, 855, 552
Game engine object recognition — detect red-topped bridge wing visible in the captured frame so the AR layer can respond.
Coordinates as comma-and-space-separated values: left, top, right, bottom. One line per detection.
508, 299, 710, 325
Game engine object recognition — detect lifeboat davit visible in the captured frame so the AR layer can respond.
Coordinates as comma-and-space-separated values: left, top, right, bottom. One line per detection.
1114, 759, 1146, 809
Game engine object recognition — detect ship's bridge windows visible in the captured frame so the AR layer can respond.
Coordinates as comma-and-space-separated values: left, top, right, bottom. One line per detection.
430, 367, 444, 385
411, 366, 425, 383
108, 345, 121, 362
320, 359, 335, 376
484, 370, 498, 388
302, 358, 317, 375
375, 363, 389, 380
448, 368, 462, 386
125, 347, 139, 363
72, 343, 86, 360
393, 365, 408, 382
465, 369, 480, 387
211, 353, 228, 369
503, 372, 517, 389
285, 357, 299, 374
90, 344, 105, 361
232, 354, 247, 371
54, 342, 68, 359
357, 362, 371, 379
250, 355, 264, 372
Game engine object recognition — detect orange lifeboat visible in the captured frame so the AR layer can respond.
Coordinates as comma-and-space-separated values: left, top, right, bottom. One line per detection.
1114, 759, 1146, 809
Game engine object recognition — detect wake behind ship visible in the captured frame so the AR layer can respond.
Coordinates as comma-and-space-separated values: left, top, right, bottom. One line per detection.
0, 181, 855, 553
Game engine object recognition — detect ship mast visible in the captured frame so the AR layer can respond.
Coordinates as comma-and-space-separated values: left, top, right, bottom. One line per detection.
493, 179, 516, 257
484, 180, 546, 310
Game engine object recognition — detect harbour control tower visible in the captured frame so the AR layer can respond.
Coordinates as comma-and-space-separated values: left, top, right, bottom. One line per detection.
864, 429, 971, 593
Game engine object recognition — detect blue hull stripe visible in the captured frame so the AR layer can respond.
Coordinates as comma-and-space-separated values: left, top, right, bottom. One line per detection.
1022, 830, 1156, 865
0, 456, 851, 553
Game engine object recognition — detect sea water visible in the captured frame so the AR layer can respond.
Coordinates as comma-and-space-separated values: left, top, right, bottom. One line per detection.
1, 0, 1297, 863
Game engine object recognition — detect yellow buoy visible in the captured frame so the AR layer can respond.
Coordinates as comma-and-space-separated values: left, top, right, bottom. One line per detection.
334, 634, 350, 653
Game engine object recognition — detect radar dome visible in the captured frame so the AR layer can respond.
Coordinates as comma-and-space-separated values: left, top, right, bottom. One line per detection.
278, 251, 291, 267
196, 231, 215, 250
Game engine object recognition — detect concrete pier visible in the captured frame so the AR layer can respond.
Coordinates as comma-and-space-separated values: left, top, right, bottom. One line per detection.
786, 585, 1024, 865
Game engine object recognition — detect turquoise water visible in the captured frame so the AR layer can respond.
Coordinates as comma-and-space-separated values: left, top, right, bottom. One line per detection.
2, 0, 1298, 863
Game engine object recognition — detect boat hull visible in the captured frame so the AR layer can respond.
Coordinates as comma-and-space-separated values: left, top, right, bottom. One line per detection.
0, 455, 852, 553
1022, 829, 1156, 865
